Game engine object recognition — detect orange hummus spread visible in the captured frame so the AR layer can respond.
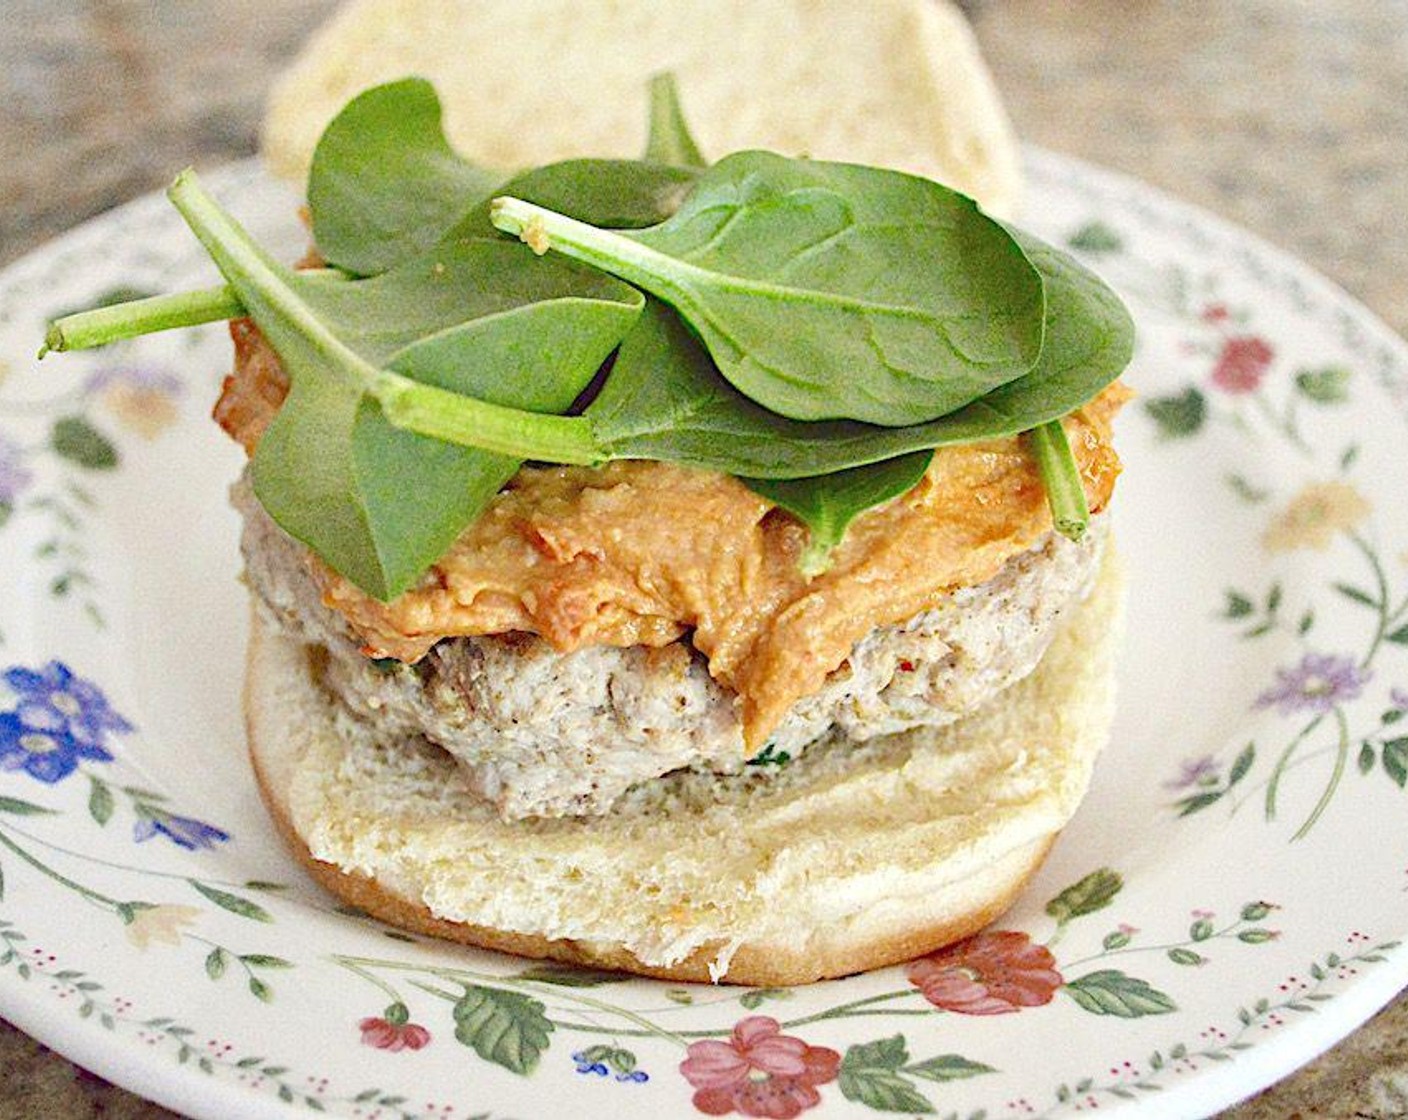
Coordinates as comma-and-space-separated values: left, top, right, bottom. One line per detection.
218, 319, 1126, 748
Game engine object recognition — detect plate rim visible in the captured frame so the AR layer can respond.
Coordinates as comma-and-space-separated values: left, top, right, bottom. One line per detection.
0, 149, 1404, 1120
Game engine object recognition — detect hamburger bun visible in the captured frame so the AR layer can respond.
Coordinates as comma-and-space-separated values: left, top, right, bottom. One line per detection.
261, 0, 1022, 218
238, 0, 1123, 985
247, 546, 1123, 985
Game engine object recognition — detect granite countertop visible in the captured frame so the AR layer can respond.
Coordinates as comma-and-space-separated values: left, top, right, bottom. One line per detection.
1, 2, 1405, 1116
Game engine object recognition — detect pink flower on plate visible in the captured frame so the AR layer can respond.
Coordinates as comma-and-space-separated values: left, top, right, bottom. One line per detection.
359, 1004, 431, 1052
906, 930, 1063, 1015
679, 1016, 840, 1118
1209, 335, 1275, 394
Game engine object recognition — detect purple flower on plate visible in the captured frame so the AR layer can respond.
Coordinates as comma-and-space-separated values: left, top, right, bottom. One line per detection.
83, 366, 184, 397
1256, 653, 1370, 716
84, 366, 184, 439
4, 661, 133, 752
1391, 687, 1408, 713
0, 713, 96, 783
0, 433, 33, 505
133, 808, 230, 851
1164, 754, 1221, 791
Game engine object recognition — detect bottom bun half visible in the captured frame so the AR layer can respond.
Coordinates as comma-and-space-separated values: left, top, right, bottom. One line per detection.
247, 547, 1125, 986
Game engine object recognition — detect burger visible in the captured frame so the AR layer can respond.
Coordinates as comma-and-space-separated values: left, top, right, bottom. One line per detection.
46, 0, 1131, 985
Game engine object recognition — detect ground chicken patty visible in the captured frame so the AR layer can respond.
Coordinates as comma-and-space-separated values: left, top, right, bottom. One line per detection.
239, 474, 1107, 818
217, 319, 1127, 754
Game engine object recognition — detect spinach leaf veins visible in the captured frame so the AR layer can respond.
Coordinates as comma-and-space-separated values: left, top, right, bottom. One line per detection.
43, 75, 1132, 599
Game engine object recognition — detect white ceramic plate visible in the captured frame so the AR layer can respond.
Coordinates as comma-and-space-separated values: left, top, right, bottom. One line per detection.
0, 151, 1405, 1120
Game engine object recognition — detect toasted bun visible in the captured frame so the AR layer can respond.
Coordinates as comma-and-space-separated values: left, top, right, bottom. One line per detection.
261, 0, 1021, 217
247, 546, 1123, 985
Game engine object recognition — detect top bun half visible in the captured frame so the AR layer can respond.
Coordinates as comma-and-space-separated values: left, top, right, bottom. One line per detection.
261, 0, 1021, 217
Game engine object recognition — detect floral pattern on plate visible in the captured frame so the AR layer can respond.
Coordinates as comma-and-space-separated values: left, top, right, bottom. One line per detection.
0, 152, 1404, 1118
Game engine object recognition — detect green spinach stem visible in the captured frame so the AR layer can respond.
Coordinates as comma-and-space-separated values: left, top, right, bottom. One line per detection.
490, 196, 698, 313
41, 285, 244, 355
1028, 420, 1090, 541
645, 73, 707, 169
41, 271, 349, 357
373, 371, 601, 465
167, 170, 377, 393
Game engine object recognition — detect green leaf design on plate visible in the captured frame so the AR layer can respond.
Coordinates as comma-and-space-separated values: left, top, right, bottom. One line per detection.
1334, 582, 1380, 609
738, 987, 793, 1010
86, 775, 113, 826
453, 985, 554, 1075
1229, 743, 1256, 786
50, 416, 118, 470
1063, 970, 1177, 1017
1358, 741, 1377, 774
513, 964, 624, 987
240, 954, 294, 968
1045, 868, 1123, 924
839, 1036, 934, 1114
188, 880, 273, 923
1294, 365, 1351, 404
0, 796, 57, 817
205, 947, 228, 980
1382, 738, 1408, 787
1144, 386, 1206, 438
1223, 590, 1255, 619
1067, 221, 1123, 254
905, 1054, 995, 1083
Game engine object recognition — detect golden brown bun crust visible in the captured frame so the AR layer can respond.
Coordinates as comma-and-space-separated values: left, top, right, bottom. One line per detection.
250, 724, 1053, 983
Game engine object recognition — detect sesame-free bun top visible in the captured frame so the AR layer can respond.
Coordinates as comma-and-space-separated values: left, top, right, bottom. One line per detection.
261, 0, 1021, 217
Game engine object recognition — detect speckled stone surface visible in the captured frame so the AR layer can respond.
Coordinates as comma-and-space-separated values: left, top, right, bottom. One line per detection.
0, 2, 1405, 1117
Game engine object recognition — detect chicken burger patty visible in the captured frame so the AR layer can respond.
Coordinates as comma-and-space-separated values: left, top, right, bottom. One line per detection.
239, 477, 1109, 818
219, 320, 1125, 821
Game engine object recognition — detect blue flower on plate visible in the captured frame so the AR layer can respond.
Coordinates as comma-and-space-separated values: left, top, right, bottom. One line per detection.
133, 807, 231, 851
4, 661, 133, 752
0, 713, 95, 783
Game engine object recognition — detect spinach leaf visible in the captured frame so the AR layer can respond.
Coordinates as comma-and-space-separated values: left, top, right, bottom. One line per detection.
450, 159, 697, 236
170, 171, 641, 601
644, 72, 707, 168
310, 78, 698, 277
744, 451, 933, 575
380, 227, 1125, 489
308, 78, 502, 276
581, 230, 1129, 476
490, 151, 1046, 425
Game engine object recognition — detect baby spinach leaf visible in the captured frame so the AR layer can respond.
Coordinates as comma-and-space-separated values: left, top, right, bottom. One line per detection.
583, 230, 1129, 477
310, 79, 699, 278
450, 159, 697, 236
744, 451, 933, 575
170, 171, 641, 601
644, 72, 707, 168
491, 151, 1046, 425
308, 78, 502, 276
